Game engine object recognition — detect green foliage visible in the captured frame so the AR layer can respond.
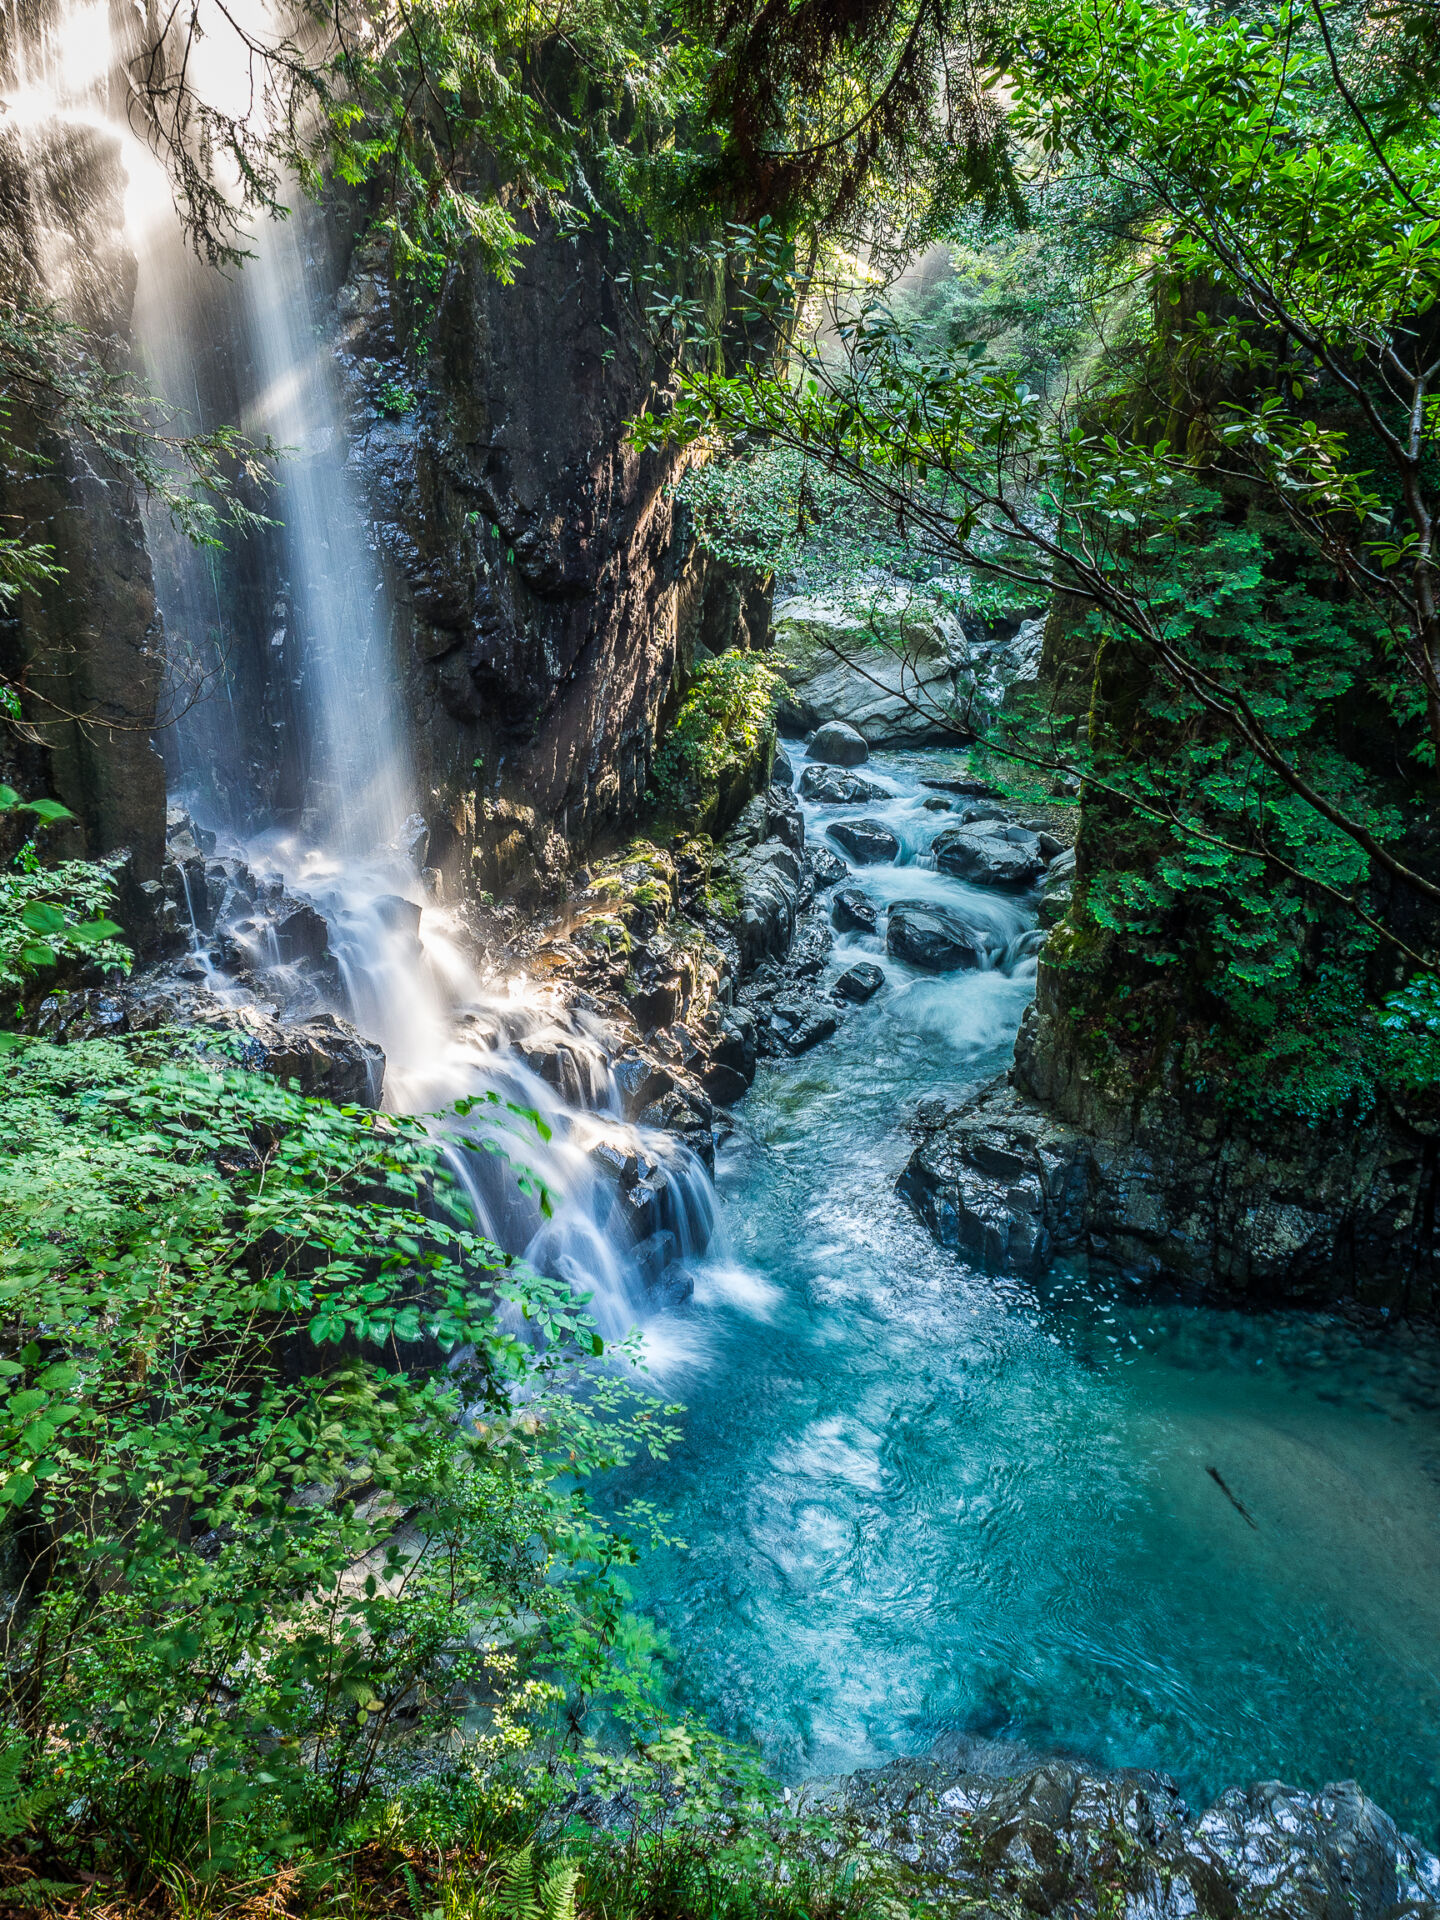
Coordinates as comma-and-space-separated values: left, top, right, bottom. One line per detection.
0, 789, 129, 1021
0, 1034, 680, 1878
352, 1755, 917, 1920
634, 0, 1440, 1113
0, 293, 274, 614
377, 377, 419, 417
654, 651, 786, 806
139, 0, 724, 310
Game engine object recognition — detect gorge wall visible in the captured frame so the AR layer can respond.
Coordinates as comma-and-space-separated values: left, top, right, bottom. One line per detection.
0, 116, 166, 887
332, 213, 771, 900
903, 592, 1440, 1313
0, 93, 771, 914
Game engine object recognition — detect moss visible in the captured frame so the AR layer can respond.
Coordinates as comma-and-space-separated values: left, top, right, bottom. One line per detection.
653, 651, 784, 825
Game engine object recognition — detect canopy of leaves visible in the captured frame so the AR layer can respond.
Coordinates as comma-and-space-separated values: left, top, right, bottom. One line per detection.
635, 0, 1440, 1114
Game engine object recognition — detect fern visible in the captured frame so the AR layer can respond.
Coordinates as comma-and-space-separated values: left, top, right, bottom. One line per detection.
0, 1739, 55, 1845
540, 1861, 580, 1920
492, 1846, 580, 1920
496, 1845, 541, 1920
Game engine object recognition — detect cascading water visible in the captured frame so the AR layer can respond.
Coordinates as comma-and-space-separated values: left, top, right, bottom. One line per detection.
2, 0, 718, 1338
600, 741, 1440, 1838
14, 0, 1440, 1840
238, 210, 417, 854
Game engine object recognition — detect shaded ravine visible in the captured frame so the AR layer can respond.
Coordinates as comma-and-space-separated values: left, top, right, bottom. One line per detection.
618, 743, 1440, 1841
12, 0, 1439, 1865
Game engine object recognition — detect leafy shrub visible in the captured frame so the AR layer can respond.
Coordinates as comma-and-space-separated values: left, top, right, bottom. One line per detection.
0, 787, 127, 1017
377, 377, 418, 417
0, 1035, 677, 1879
654, 652, 785, 807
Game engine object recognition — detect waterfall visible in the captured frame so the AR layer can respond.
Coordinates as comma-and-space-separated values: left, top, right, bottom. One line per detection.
239, 210, 417, 854
2, 0, 718, 1345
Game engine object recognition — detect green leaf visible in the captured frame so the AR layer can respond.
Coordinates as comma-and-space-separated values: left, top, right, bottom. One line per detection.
20, 902, 68, 937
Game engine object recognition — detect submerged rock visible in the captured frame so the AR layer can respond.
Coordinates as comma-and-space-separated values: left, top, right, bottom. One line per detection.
809, 720, 870, 766
886, 901, 989, 973
833, 962, 884, 1004
831, 887, 878, 935
829, 819, 900, 864
773, 1002, 839, 1054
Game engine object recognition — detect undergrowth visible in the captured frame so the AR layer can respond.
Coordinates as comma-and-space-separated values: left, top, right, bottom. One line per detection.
653, 654, 786, 812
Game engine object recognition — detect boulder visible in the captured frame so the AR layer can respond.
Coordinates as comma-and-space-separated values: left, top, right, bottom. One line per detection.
833, 962, 884, 1004
774, 1004, 839, 1054
831, 887, 878, 935
773, 596, 974, 746
219, 1009, 385, 1107
273, 900, 331, 963
932, 826, 1045, 889
788, 919, 833, 979
701, 1060, 750, 1106
808, 720, 869, 766
886, 901, 990, 973
922, 796, 952, 812
713, 1009, 758, 1081
799, 765, 889, 805
372, 892, 423, 934
728, 786, 804, 855
920, 777, 1000, 797
772, 743, 795, 787
829, 819, 900, 865
612, 1051, 674, 1119
735, 838, 803, 972
818, 1754, 1440, 1920
808, 846, 849, 890
632, 1228, 679, 1288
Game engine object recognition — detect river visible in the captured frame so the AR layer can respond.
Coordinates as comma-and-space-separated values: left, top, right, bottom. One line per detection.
620, 742, 1440, 1841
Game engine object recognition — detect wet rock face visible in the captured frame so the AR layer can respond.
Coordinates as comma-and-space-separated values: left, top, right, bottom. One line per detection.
333, 219, 772, 897
773, 597, 1045, 747
32, 985, 385, 1107
903, 1035, 1440, 1306
899, 1080, 1087, 1274
813, 1757, 1440, 1920
0, 123, 166, 896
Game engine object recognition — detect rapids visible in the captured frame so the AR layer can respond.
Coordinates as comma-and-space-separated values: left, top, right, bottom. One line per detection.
616, 745, 1440, 1843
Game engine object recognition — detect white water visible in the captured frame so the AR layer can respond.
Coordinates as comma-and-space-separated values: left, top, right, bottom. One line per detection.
2, 0, 715, 1339
18, 5, 1440, 1838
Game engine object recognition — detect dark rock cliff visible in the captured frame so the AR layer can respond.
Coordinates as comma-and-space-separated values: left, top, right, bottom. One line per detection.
900, 592, 1440, 1311
333, 215, 772, 901
0, 146, 771, 913
0, 120, 166, 885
